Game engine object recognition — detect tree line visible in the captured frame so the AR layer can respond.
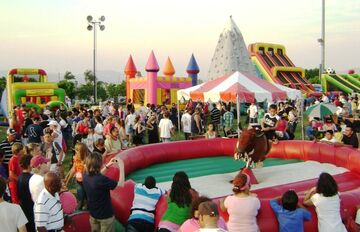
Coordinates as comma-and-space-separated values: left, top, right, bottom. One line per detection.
0, 68, 320, 101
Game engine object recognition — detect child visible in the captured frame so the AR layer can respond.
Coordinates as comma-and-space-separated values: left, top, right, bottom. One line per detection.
205, 123, 217, 139
8, 142, 24, 204
127, 176, 165, 232
64, 142, 88, 209
83, 127, 95, 152
93, 138, 106, 155
261, 104, 280, 142
198, 201, 228, 232
270, 190, 311, 232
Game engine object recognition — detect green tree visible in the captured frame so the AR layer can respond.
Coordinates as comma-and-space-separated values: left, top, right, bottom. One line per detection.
107, 83, 120, 102
64, 71, 75, 80
0, 76, 6, 93
84, 70, 95, 84
77, 83, 93, 101
119, 80, 126, 96
58, 80, 76, 99
97, 82, 108, 102
305, 68, 320, 84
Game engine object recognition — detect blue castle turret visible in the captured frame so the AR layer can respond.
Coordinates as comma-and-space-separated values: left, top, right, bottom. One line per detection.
186, 54, 200, 86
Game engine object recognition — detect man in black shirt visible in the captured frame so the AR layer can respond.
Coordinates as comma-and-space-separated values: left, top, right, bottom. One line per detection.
25, 117, 44, 143
342, 126, 359, 148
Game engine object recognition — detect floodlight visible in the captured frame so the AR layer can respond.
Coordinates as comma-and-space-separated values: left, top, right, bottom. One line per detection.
100, 16, 105, 22
87, 25, 93, 31
87, 15, 93, 22
100, 25, 105, 31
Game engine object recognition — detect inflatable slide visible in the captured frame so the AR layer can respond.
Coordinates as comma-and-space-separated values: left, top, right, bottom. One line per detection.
321, 73, 360, 94
249, 43, 315, 95
0, 68, 66, 118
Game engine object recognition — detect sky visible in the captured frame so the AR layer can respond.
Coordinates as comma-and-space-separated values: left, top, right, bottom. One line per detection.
0, 0, 359, 81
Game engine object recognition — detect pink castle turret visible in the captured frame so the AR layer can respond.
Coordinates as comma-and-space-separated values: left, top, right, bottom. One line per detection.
124, 55, 137, 101
145, 51, 160, 105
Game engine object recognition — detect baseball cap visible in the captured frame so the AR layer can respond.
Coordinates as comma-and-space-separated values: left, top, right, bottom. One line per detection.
43, 110, 51, 115
6, 128, 17, 135
198, 201, 219, 217
31, 155, 50, 168
48, 120, 59, 126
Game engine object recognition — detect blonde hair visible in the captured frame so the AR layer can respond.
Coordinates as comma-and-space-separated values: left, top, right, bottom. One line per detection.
75, 142, 88, 161
11, 142, 24, 154
25, 143, 41, 156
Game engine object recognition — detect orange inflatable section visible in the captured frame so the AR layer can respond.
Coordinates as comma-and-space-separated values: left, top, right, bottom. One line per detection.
95, 139, 360, 231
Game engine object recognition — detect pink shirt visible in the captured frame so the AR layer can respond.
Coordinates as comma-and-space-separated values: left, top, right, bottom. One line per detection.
179, 217, 227, 232
224, 195, 260, 232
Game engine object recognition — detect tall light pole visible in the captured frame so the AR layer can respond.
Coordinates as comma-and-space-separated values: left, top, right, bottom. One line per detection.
318, 0, 325, 79
87, 15, 105, 104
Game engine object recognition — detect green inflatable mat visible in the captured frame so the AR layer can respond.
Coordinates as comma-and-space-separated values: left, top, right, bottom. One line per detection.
126, 156, 302, 183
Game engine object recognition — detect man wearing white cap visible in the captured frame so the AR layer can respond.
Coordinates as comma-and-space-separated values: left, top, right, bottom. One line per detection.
48, 121, 63, 150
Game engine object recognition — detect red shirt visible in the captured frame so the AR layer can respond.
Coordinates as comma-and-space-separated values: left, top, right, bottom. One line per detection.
8, 154, 22, 204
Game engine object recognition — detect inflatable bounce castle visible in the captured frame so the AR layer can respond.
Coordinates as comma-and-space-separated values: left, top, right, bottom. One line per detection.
125, 51, 199, 105
0, 68, 66, 117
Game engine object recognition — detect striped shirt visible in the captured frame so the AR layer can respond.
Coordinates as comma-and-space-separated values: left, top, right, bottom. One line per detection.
34, 188, 64, 230
128, 184, 165, 223
0, 139, 21, 165
210, 108, 221, 125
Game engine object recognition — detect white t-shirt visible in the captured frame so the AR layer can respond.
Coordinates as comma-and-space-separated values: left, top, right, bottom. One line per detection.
125, 114, 136, 128
181, 113, 192, 133
247, 105, 258, 118
320, 137, 337, 143
94, 123, 104, 141
29, 173, 44, 202
53, 130, 63, 149
311, 193, 347, 232
0, 201, 28, 231
158, 118, 174, 138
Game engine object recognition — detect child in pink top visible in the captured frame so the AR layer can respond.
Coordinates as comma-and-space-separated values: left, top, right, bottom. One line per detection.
178, 196, 227, 232
220, 173, 260, 232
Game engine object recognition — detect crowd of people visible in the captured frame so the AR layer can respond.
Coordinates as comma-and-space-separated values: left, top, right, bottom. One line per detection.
0, 94, 359, 231
305, 93, 360, 149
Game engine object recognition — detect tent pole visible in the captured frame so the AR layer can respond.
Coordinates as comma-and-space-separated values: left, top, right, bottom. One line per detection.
301, 98, 304, 140
236, 95, 240, 137
177, 100, 181, 139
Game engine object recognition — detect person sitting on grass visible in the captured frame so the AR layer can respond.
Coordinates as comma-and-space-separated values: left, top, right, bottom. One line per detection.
127, 176, 165, 232
270, 190, 311, 232
83, 152, 124, 232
